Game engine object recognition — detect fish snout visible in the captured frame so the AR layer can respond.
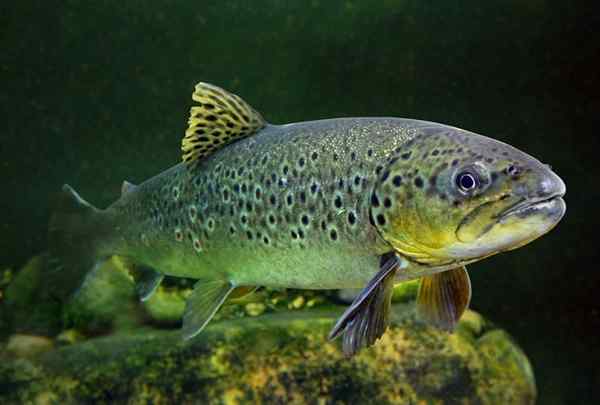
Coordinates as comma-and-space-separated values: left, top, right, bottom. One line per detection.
512, 161, 566, 202
537, 167, 566, 200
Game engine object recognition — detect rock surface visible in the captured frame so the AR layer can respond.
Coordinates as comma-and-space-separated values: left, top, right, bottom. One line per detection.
1, 256, 536, 404
0, 305, 536, 404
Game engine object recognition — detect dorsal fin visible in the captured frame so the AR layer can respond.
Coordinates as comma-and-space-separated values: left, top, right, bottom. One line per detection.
181, 82, 266, 166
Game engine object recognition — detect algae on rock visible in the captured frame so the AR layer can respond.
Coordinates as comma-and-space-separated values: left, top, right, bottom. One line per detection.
1, 255, 536, 404
1, 304, 536, 404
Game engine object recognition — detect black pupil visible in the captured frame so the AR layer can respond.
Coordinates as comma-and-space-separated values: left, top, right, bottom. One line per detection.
459, 173, 476, 190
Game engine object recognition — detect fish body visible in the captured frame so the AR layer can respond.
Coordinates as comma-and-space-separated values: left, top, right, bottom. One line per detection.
50, 83, 566, 355
108, 118, 427, 289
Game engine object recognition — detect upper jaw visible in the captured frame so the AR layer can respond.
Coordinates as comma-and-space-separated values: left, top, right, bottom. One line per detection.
498, 168, 566, 220
497, 192, 565, 220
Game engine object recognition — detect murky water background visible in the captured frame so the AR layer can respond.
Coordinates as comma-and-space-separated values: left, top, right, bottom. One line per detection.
1, 1, 598, 404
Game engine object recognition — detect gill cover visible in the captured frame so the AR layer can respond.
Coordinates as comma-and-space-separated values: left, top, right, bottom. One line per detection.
370, 123, 566, 266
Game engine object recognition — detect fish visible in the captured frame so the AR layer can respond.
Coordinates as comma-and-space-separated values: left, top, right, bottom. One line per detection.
49, 82, 566, 356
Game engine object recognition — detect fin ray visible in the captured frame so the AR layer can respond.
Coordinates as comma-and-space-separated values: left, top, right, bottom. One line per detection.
182, 279, 235, 339
416, 266, 471, 331
133, 266, 164, 302
329, 253, 399, 356
182, 82, 266, 166
47, 184, 110, 300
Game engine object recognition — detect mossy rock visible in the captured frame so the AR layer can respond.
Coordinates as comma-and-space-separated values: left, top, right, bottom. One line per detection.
0, 304, 536, 404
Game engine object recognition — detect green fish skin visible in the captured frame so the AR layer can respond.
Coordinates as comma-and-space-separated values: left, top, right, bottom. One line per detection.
49, 83, 566, 355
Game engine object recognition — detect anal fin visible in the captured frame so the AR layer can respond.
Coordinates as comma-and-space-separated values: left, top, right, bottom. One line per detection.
135, 267, 164, 302
182, 279, 235, 340
416, 266, 472, 331
328, 253, 399, 356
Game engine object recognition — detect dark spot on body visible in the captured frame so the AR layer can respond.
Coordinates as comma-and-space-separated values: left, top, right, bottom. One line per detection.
383, 198, 392, 208
329, 229, 338, 241
301, 214, 310, 226
376, 214, 386, 226
414, 177, 424, 188
334, 195, 343, 209
392, 175, 402, 187
348, 211, 356, 225
401, 151, 412, 160
371, 193, 380, 207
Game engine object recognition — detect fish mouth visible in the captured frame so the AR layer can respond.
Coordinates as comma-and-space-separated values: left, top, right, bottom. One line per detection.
453, 191, 566, 257
496, 193, 566, 221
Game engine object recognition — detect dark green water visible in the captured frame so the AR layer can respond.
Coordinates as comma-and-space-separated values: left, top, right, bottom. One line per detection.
2, 1, 598, 403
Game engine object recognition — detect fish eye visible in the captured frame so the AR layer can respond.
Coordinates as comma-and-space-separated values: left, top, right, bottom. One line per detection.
456, 172, 478, 193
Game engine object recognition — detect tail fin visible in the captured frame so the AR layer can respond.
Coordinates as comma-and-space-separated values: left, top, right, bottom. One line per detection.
47, 184, 111, 300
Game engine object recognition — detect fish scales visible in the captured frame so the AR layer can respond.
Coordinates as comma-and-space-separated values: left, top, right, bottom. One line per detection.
49, 82, 565, 355
113, 118, 427, 289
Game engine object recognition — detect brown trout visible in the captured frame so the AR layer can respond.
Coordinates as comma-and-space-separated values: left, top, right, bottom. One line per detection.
50, 82, 566, 355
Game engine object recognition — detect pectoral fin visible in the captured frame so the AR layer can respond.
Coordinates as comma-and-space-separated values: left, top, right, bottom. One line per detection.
416, 266, 471, 331
328, 253, 399, 356
182, 279, 235, 340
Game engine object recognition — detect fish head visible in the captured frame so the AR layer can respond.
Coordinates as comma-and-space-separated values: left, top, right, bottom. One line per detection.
371, 124, 566, 267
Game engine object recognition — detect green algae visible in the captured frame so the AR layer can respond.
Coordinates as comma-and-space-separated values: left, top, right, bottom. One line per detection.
1, 305, 536, 404
1, 255, 536, 404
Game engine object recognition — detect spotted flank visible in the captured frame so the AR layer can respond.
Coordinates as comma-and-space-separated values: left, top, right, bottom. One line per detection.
49, 81, 566, 357
182, 82, 266, 166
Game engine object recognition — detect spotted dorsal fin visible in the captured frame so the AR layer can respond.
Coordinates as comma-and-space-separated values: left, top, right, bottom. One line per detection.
182, 82, 266, 166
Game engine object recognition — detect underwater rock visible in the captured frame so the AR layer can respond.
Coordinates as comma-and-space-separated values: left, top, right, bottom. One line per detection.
0, 304, 536, 404
4, 334, 54, 358
1, 254, 63, 336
